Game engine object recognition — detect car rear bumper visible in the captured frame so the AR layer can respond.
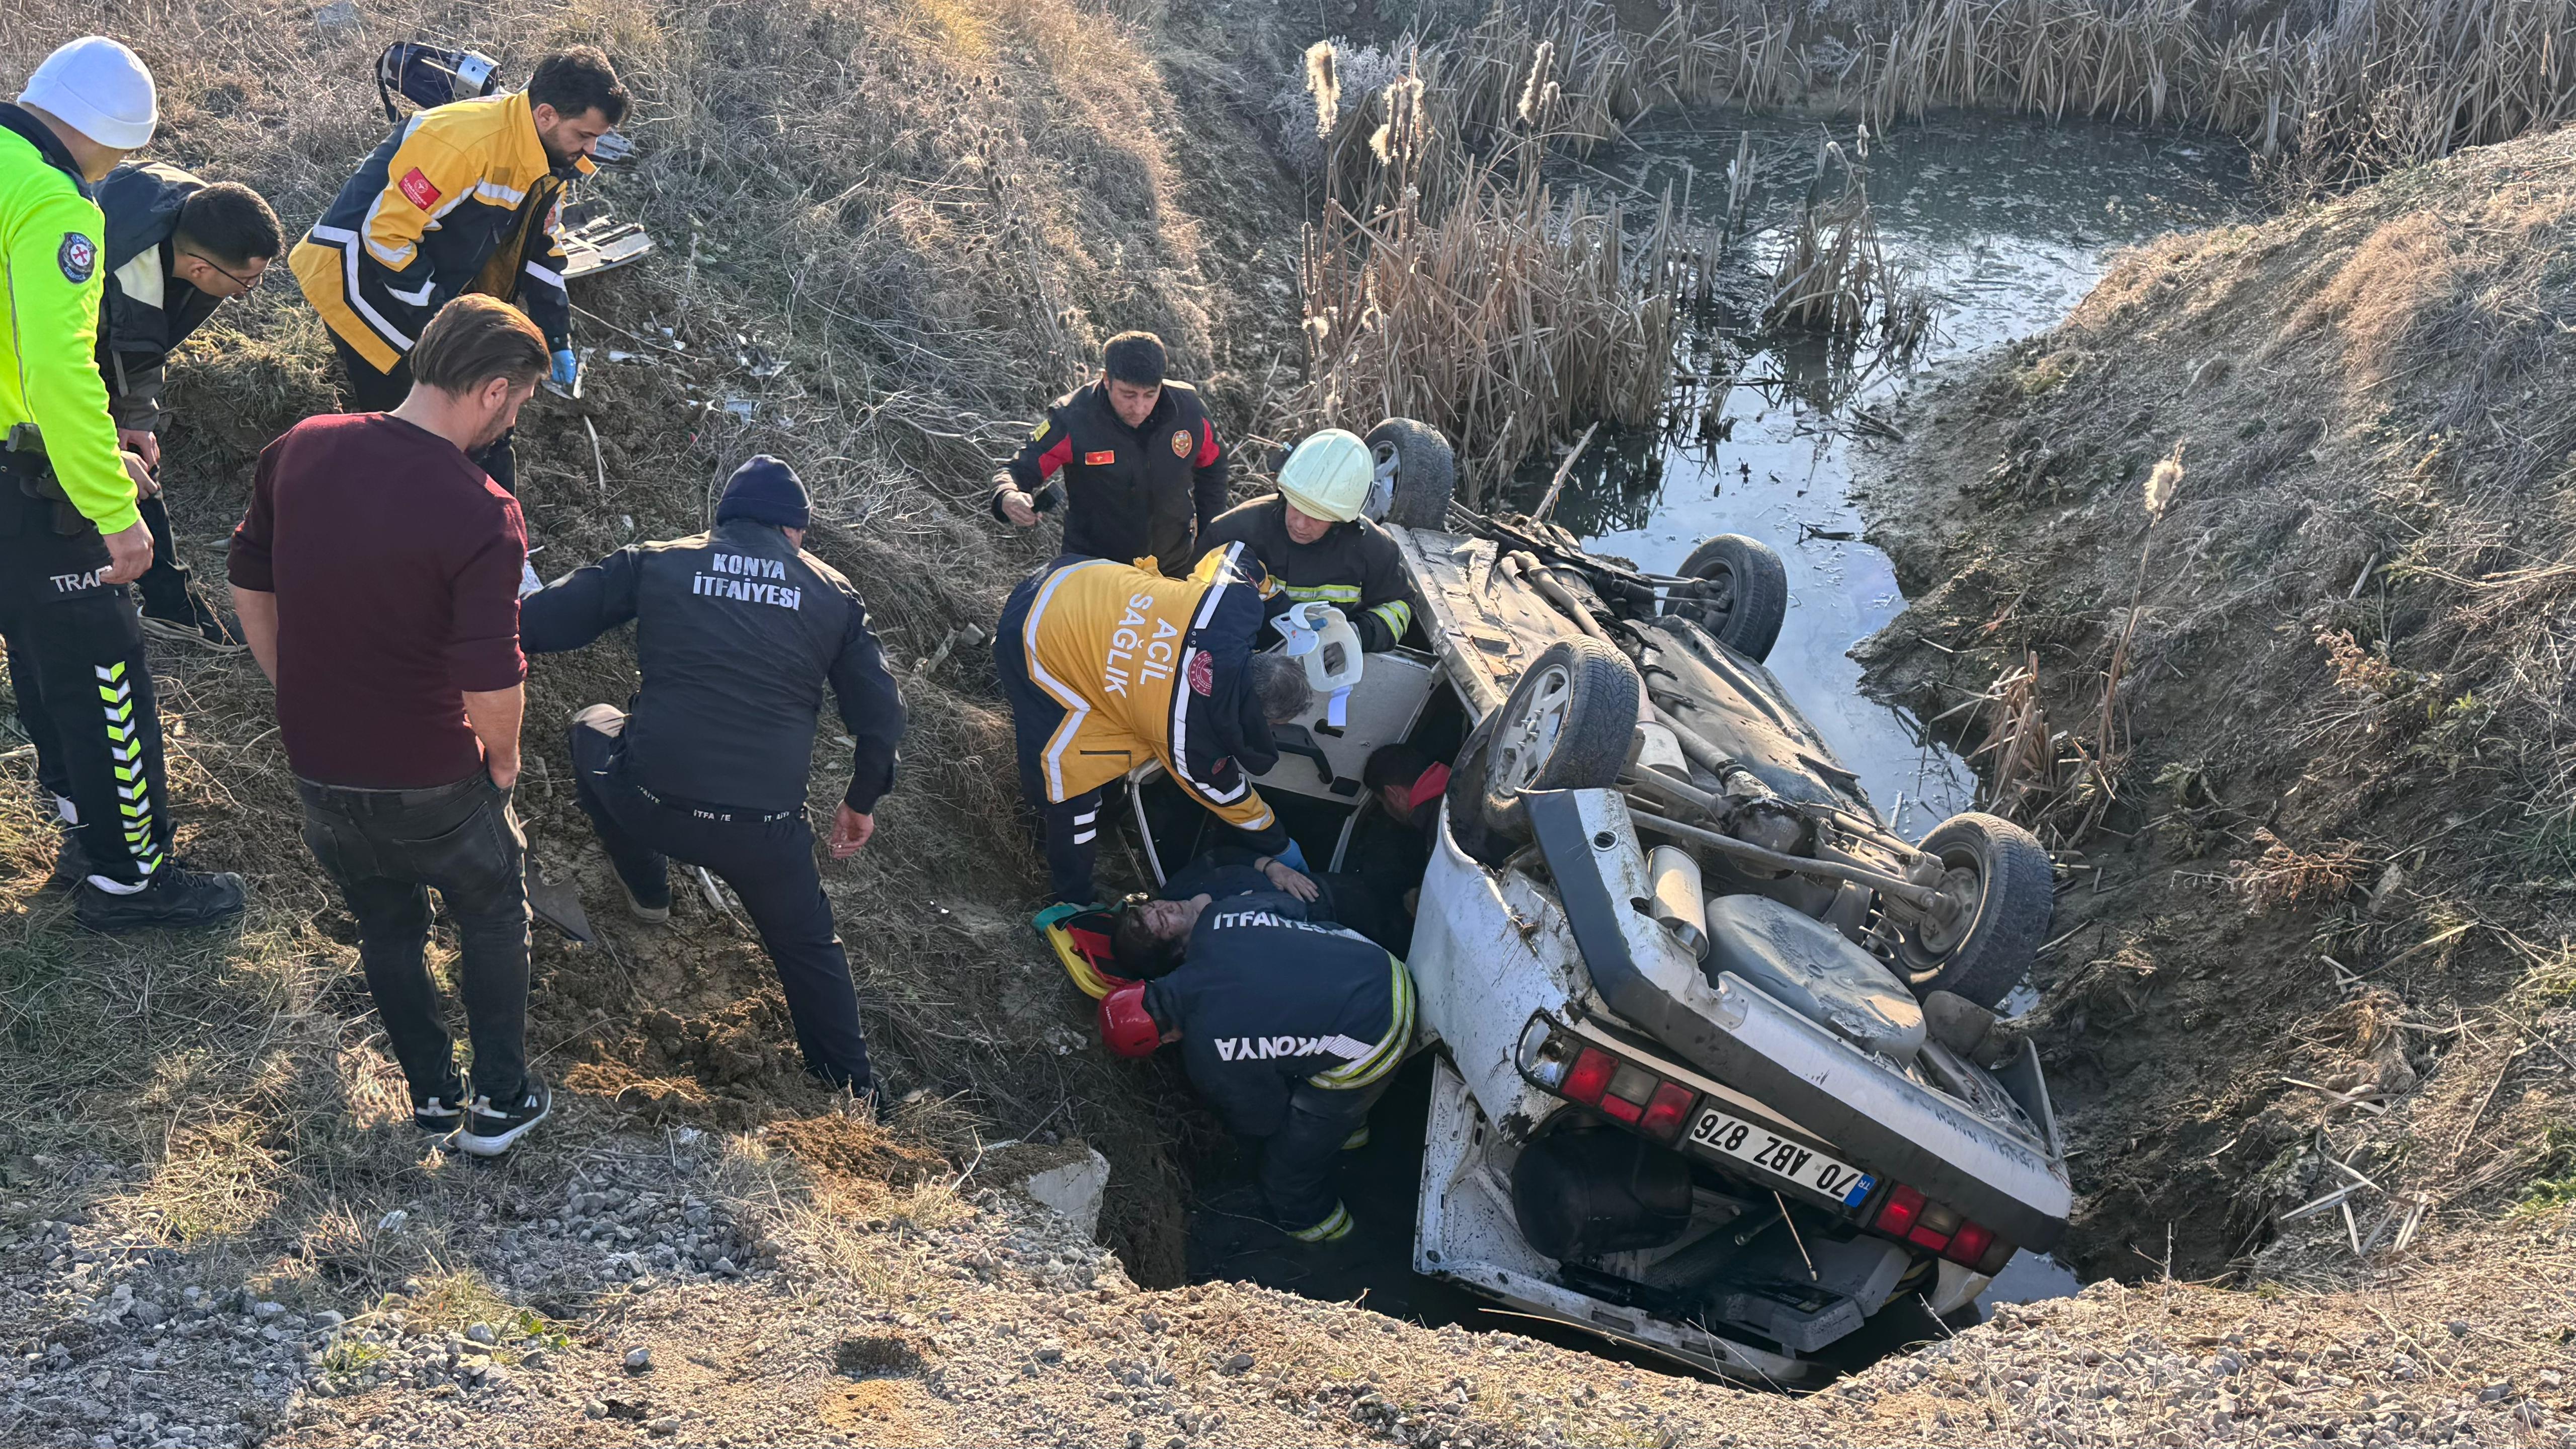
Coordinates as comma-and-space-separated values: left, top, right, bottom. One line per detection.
1525, 787, 2072, 1250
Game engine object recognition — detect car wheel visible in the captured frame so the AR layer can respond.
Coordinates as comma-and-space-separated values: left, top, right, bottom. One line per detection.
1369, 418, 1457, 528
1667, 533, 1789, 663
1893, 812, 2054, 1010
1440, 713, 1517, 867
1479, 637, 1641, 839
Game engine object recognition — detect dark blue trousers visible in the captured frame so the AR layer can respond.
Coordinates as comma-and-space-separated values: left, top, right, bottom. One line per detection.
569, 708, 871, 1091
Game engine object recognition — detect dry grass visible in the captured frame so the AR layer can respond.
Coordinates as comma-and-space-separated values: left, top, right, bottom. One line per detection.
1763, 134, 1930, 347
0, 0, 1303, 1301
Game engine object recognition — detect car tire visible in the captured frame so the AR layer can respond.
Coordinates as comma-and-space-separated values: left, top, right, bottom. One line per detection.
1440, 712, 1517, 868
1369, 418, 1457, 528
1478, 637, 1641, 839
1667, 533, 1789, 663
1893, 812, 2054, 1010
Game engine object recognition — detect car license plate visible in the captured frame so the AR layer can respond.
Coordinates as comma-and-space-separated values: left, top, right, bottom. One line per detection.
1687, 1107, 1877, 1209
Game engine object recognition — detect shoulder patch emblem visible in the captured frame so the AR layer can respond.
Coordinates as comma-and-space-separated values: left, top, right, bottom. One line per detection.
1031, 419, 1050, 441
397, 167, 442, 209
1083, 449, 1116, 467
1187, 651, 1214, 696
1171, 429, 1192, 457
57, 233, 96, 284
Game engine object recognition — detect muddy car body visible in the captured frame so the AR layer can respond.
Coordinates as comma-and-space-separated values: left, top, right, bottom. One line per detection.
1118, 422, 2071, 1381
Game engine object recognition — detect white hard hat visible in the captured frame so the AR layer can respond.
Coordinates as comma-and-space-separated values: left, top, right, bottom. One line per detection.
1277, 428, 1373, 524
19, 37, 158, 151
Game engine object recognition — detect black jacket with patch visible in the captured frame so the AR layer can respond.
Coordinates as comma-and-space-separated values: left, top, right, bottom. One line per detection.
93, 162, 225, 434
1143, 890, 1413, 1138
992, 379, 1228, 575
520, 518, 904, 814
1197, 494, 1417, 651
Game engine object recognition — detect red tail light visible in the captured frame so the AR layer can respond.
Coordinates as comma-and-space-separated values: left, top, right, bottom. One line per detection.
1598, 1092, 1645, 1125
1944, 1221, 1995, 1267
1906, 1199, 1962, 1251
1875, 1183, 1925, 1237
1562, 1048, 1616, 1105
1638, 1082, 1695, 1141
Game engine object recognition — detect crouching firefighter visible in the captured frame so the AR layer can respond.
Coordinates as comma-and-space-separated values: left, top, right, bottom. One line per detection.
520, 456, 903, 1094
1097, 890, 1416, 1242
994, 544, 1311, 907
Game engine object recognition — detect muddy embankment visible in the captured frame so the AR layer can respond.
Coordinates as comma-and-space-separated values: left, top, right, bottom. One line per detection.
1856, 128, 2576, 1290
2, 0, 2575, 1442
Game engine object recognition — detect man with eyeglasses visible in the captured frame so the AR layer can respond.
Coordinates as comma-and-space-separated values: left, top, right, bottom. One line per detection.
93, 163, 282, 649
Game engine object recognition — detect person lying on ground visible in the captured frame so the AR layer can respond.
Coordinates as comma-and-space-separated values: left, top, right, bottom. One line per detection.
94, 161, 279, 649
228, 294, 545, 1157
519, 455, 903, 1097
1197, 428, 1416, 652
1098, 888, 1416, 1244
989, 330, 1228, 577
995, 542, 1308, 908
1112, 843, 1409, 969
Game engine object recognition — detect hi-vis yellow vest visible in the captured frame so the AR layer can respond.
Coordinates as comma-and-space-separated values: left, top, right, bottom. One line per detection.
1018, 545, 1275, 833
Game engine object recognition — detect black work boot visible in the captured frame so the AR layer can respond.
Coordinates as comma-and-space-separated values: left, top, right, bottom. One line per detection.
138, 587, 247, 654
73, 866, 249, 932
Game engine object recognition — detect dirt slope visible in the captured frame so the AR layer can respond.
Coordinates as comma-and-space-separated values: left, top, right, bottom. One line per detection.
1, 0, 1310, 1294
1855, 128, 2576, 1286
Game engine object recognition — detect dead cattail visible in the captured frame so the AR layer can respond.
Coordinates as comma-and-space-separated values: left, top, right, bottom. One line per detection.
2146, 441, 2186, 521
1306, 41, 1341, 139
1518, 40, 1557, 126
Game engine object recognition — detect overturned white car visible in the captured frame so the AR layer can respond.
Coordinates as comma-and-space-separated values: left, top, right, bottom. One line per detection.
1120, 420, 2069, 1382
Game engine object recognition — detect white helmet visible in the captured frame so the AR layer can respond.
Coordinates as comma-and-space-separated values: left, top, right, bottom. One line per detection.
1277, 428, 1373, 524
19, 36, 157, 151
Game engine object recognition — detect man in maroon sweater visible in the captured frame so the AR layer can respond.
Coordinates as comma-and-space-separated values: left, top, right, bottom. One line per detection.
227, 295, 549, 1158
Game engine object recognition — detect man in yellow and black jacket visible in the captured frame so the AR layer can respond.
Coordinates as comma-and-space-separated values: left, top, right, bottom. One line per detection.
2, 36, 246, 930
994, 543, 1310, 906
290, 46, 626, 493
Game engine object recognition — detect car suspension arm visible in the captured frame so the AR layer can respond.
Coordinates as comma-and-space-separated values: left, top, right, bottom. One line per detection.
1627, 808, 1942, 911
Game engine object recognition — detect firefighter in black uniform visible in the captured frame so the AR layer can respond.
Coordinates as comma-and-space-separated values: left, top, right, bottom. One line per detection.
1198, 428, 1415, 651
990, 330, 1230, 577
1098, 888, 1416, 1242
94, 162, 281, 647
520, 456, 904, 1092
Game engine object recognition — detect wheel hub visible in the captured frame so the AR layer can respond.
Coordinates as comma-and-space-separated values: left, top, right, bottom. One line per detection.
1913, 861, 1983, 957
1492, 664, 1574, 797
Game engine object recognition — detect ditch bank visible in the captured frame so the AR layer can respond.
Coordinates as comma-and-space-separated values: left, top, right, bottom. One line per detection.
1853, 126, 2576, 1291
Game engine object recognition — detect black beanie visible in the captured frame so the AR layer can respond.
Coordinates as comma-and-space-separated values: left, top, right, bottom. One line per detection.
715, 455, 810, 529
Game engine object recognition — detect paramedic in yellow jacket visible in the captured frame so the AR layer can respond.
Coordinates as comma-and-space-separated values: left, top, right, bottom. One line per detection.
996, 543, 1313, 906
290, 47, 626, 494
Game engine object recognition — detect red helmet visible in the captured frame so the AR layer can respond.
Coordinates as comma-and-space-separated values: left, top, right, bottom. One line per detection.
1097, 981, 1162, 1059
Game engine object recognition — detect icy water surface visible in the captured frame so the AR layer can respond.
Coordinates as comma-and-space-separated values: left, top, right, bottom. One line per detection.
1508, 112, 2250, 838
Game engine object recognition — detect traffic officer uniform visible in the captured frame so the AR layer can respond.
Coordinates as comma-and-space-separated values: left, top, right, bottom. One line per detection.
1130, 890, 1415, 1241
994, 543, 1286, 905
990, 378, 1228, 575
94, 161, 240, 638
0, 102, 179, 897
521, 458, 904, 1091
290, 88, 588, 493
1197, 495, 1415, 651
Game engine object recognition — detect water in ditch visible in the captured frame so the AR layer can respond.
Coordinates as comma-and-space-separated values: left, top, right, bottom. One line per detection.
1503, 109, 2250, 840
1186, 108, 2249, 1358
